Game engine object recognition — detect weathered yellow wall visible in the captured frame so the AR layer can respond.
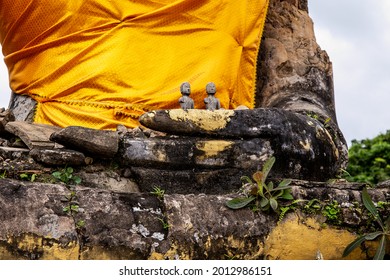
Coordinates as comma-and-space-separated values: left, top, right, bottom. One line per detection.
1, 234, 79, 260
1, 214, 387, 260
264, 213, 367, 260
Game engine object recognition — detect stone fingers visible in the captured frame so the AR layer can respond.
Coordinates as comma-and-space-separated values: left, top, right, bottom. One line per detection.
137, 108, 344, 181
119, 137, 273, 170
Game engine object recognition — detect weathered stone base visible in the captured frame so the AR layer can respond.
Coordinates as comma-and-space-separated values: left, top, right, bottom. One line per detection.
1, 179, 388, 260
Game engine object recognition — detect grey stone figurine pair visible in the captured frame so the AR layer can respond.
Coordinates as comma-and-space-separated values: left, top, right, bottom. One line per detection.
178, 82, 221, 111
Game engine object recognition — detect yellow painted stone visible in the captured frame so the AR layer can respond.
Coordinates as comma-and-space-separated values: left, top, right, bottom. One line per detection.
158, 242, 192, 260
264, 213, 366, 260
3, 234, 79, 260
148, 252, 165, 260
196, 140, 233, 159
225, 235, 265, 260
168, 109, 235, 131
0, 243, 18, 260
80, 245, 154, 260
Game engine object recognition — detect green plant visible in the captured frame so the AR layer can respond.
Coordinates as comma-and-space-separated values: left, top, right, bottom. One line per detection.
322, 200, 341, 223
0, 170, 7, 179
306, 112, 319, 120
343, 188, 390, 260
226, 157, 293, 212
61, 191, 80, 214
63, 204, 79, 214
52, 167, 81, 185
158, 217, 170, 230
76, 220, 86, 229
303, 199, 322, 214
278, 199, 304, 222
19, 173, 37, 182
151, 186, 165, 200
344, 130, 390, 185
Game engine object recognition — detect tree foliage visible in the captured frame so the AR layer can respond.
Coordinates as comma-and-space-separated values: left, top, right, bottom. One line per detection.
344, 130, 390, 185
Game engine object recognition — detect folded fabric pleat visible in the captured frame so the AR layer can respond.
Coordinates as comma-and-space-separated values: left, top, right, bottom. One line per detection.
0, 0, 269, 129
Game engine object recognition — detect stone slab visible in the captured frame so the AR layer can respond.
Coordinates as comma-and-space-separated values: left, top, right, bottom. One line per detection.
29, 148, 86, 166
0, 146, 30, 160
50, 126, 119, 158
5, 121, 62, 150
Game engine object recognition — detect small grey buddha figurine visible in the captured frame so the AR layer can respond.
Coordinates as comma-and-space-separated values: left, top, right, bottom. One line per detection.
204, 82, 220, 111
178, 82, 194, 109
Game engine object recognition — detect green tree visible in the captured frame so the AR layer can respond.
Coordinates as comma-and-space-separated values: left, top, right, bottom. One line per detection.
344, 130, 390, 185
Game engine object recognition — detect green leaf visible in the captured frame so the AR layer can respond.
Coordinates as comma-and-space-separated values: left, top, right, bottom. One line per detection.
73, 176, 82, 184
373, 235, 387, 260
76, 220, 86, 228
278, 179, 292, 187
63, 206, 70, 213
240, 176, 253, 185
385, 216, 390, 231
273, 184, 293, 191
342, 235, 366, 257
270, 198, 278, 211
364, 231, 383, 241
362, 188, 384, 228
260, 197, 269, 208
281, 191, 294, 200
226, 196, 256, 209
267, 181, 274, 191
261, 157, 275, 183
70, 205, 79, 212
362, 188, 378, 217
252, 172, 264, 197
30, 173, 37, 182
252, 171, 263, 185
272, 190, 284, 198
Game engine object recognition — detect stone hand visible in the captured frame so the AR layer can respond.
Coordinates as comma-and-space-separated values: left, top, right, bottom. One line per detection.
118, 108, 347, 194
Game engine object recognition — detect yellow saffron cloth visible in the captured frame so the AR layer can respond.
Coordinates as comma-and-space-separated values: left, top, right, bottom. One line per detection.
0, 0, 269, 129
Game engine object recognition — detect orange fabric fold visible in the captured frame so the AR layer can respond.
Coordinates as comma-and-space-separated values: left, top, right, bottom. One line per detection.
0, 0, 269, 129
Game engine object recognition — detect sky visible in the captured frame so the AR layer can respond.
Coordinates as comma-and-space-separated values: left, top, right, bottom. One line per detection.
0, 1, 389, 147
308, 0, 390, 146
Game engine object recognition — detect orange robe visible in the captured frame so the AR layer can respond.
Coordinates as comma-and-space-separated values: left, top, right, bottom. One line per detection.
0, 0, 269, 129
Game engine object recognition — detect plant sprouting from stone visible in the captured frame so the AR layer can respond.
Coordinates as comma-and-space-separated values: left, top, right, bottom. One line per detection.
19, 173, 37, 182
61, 190, 80, 215
151, 186, 165, 200
0, 170, 7, 179
343, 188, 390, 260
322, 200, 341, 223
63, 204, 79, 215
61, 190, 86, 233
226, 157, 293, 212
52, 166, 81, 185
76, 220, 86, 229
278, 199, 304, 222
158, 217, 170, 230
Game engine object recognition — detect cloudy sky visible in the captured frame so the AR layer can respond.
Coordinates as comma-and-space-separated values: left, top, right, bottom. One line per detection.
309, 0, 390, 146
0, 0, 389, 146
